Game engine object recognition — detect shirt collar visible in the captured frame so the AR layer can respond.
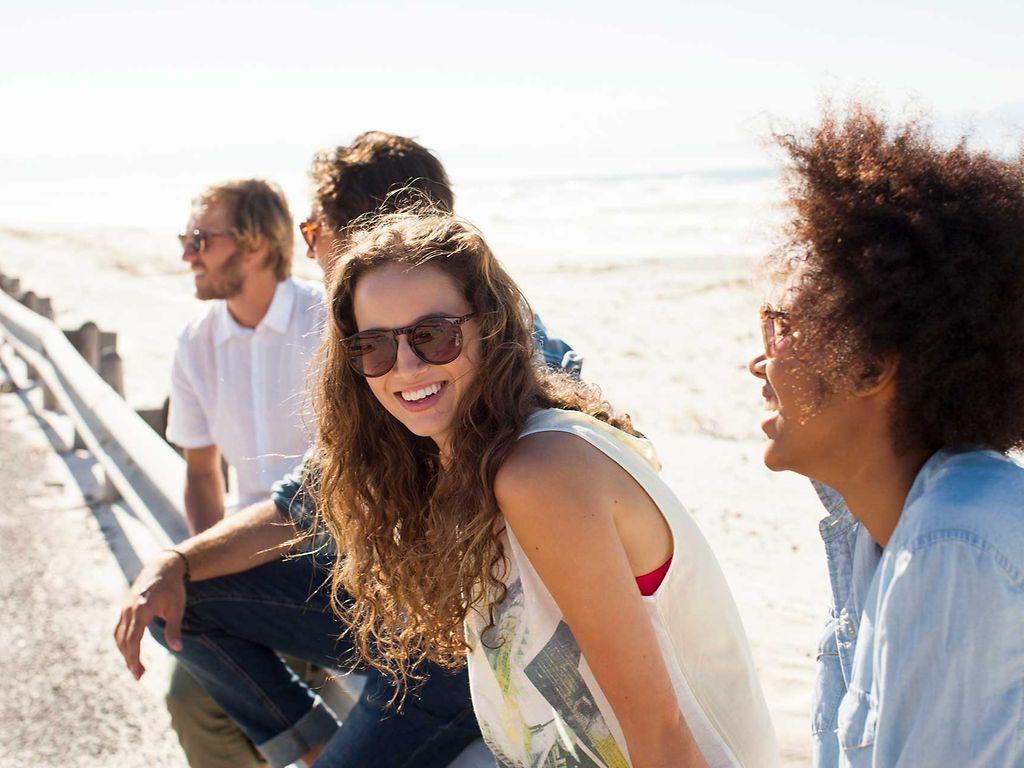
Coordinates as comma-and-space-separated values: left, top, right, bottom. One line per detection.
259, 278, 296, 335
815, 479, 858, 542
213, 279, 296, 346
901, 446, 982, 512
814, 446, 985, 545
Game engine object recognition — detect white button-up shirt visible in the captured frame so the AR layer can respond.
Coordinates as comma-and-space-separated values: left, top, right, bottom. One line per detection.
167, 277, 325, 508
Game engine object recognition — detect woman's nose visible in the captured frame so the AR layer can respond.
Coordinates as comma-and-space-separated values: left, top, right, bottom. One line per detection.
748, 353, 768, 380
394, 334, 428, 374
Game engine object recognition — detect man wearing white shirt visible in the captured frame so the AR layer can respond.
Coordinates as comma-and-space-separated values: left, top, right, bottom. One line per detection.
168, 179, 323, 529
165, 178, 323, 766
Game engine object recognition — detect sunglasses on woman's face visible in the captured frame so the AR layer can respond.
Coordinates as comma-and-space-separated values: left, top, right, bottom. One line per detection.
341, 314, 476, 378
759, 304, 792, 359
178, 228, 233, 255
299, 218, 320, 250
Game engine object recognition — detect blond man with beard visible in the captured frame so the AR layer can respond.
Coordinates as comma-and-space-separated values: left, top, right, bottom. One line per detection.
170, 180, 323, 529
166, 179, 323, 767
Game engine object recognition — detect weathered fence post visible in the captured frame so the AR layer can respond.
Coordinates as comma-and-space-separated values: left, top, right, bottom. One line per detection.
135, 397, 169, 439
35, 297, 60, 410
100, 331, 117, 355
95, 337, 126, 501
69, 321, 101, 449
37, 297, 54, 322
19, 292, 41, 379
77, 321, 101, 371
99, 350, 124, 397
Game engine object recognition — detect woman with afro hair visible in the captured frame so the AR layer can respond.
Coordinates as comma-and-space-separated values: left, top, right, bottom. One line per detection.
749, 105, 1024, 767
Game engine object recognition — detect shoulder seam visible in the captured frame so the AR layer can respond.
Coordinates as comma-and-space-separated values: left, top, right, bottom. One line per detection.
904, 529, 1024, 591
178, 304, 220, 342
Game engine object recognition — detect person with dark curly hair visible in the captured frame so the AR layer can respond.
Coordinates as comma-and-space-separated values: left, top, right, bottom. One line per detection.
749, 105, 1024, 767
299, 131, 455, 275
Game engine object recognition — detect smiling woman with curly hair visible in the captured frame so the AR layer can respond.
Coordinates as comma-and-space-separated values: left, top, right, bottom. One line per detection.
749, 105, 1024, 767
313, 210, 780, 767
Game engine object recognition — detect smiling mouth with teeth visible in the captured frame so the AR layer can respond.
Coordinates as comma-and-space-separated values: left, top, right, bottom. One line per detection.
400, 382, 445, 402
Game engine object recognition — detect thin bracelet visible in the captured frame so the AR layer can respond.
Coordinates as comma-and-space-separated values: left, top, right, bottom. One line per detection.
164, 548, 191, 582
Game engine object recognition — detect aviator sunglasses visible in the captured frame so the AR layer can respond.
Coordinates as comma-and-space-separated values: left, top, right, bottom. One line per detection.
759, 304, 791, 359
341, 314, 477, 378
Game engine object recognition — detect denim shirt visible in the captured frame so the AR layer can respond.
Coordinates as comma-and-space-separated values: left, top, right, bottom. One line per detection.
271, 316, 580, 538
812, 448, 1024, 768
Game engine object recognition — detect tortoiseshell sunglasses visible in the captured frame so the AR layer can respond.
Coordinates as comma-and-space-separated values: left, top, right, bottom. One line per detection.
299, 218, 320, 250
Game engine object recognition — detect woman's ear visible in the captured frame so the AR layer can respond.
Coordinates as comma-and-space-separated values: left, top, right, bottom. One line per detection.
856, 354, 898, 397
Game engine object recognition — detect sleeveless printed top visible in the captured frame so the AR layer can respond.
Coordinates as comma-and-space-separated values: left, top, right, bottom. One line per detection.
465, 409, 780, 768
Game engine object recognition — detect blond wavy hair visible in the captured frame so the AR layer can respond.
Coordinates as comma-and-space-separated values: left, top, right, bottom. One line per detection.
311, 210, 633, 698
195, 178, 294, 280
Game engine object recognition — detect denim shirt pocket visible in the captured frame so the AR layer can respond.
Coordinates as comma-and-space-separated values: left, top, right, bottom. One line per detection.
837, 685, 877, 752
812, 612, 844, 736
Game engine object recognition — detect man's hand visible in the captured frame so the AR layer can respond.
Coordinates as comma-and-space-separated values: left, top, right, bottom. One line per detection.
112, 497, 297, 679
114, 551, 187, 680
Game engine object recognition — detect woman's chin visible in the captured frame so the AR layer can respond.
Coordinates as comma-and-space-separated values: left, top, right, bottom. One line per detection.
759, 412, 792, 471
761, 439, 789, 472
391, 411, 454, 443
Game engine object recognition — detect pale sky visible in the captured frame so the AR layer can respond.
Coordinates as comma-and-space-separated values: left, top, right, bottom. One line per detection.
1, 0, 1022, 227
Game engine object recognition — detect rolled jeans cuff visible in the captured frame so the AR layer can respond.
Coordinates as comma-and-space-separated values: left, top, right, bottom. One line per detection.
257, 695, 339, 768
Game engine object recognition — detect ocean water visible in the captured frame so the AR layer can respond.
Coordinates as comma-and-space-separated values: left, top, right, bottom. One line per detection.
458, 168, 782, 273
0, 167, 783, 283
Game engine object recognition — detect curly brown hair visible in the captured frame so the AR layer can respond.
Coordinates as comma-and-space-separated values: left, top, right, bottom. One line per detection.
311, 211, 632, 697
773, 104, 1024, 454
309, 132, 454, 232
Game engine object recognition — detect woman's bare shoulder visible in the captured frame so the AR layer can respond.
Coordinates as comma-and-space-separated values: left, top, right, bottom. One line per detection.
494, 429, 614, 523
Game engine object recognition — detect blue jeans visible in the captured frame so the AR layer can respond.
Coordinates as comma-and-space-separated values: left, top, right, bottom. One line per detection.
149, 552, 480, 768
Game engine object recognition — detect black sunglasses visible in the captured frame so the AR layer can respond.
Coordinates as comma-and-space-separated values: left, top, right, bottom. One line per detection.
341, 314, 476, 377
178, 228, 234, 255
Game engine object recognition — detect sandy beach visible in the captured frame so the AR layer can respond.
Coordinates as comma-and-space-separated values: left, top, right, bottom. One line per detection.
0, 214, 829, 765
